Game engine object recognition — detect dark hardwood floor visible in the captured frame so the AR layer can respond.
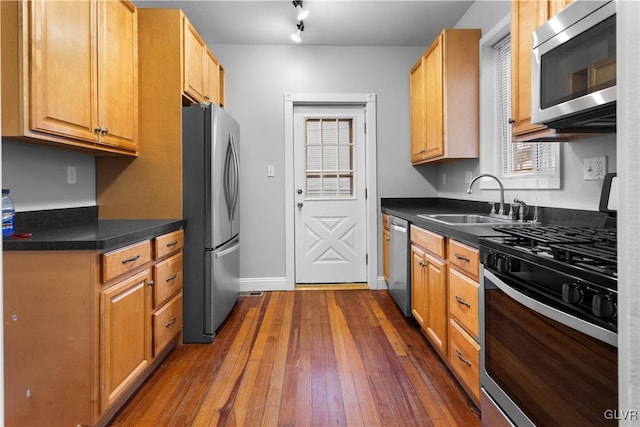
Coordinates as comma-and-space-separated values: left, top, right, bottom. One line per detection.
109, 290, 480, 426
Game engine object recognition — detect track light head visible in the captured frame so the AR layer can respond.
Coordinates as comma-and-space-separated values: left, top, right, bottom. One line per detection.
292, 0, 309, 21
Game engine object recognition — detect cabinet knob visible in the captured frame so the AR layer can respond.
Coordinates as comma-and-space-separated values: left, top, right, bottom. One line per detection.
297, 201, 304, 208
94, 126, 103, 133
507, 118, 516, 125
148, 280, 155, 287
101, 128, 109, 134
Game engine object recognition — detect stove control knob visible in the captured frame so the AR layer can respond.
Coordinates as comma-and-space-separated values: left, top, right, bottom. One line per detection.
592, 294, 616, 318
562, 283, 584, 304
496, 256, 510, 273
483, 252, 496, 268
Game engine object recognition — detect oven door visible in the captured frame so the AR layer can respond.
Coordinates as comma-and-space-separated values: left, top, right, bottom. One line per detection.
531, 0, 616, 128
480, 268, 617, 426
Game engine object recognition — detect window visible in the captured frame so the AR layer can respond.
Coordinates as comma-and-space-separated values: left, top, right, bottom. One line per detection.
479, 15, 560, 190
304, 118, 355, 199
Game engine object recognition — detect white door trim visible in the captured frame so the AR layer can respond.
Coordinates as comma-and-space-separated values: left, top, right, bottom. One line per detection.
284, 93, 378, 291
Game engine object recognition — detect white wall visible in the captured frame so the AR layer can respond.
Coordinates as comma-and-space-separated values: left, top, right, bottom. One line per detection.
437, 0, 618, 212
209, 44, 438, 280
1, 140, 96, 211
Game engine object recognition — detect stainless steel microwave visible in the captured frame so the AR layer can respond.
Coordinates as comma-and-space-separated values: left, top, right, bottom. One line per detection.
531, 0, 616, 132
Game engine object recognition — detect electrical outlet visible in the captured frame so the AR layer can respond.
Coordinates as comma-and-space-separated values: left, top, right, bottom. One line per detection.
267, 165, 275, 177
67, 166, 77, 184
464, 171, 473, 184
583, 156, 607, 180
442, 173, 447, 185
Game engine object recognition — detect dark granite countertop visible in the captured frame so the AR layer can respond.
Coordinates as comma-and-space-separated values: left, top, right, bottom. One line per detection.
381, 198, 609, 248
2, 207, 184, 251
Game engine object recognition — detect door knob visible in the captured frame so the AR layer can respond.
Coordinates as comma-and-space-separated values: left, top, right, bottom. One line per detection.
297, 201, 304, 208
297, 188, 303, 194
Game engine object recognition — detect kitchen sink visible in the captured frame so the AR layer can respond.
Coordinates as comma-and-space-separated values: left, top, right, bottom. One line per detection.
417, 213, 513, 225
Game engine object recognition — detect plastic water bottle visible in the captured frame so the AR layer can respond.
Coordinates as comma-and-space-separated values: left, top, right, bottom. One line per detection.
2, 189, 15, 237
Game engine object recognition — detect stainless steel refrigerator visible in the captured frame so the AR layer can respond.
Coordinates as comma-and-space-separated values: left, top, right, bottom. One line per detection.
182, 103, 240, 343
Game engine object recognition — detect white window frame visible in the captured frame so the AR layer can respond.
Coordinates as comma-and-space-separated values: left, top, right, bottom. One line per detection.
479, 14, 561, 191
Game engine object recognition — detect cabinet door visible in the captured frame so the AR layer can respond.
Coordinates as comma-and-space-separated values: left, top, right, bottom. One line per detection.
425, 253, 447, 356
410, 245, 427, 328
511, 0, 549, 136
30, 0, 98, 143
205, 49, 221, 105
410, 57, 426, 162
100, 270, 151, 412
382, 228, 390, 283
97, 0, 137, 151
424, 36, 444, 159
183, 18, 206, 103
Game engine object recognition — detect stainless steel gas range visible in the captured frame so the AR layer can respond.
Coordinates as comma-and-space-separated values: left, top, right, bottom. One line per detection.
479, 220, 618, 426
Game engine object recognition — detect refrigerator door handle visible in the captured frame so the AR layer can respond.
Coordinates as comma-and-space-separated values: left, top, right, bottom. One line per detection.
215, 239, 240, 258
230, 133, 240, 221
223, 138, 233, 221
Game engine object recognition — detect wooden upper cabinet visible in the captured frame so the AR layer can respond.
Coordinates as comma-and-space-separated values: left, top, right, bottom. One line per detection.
1, 0, 138, 154
182, 15, 223, 106
511, 0, 572, 140
205, 49, 221, 105
29, 0, 97, 143
410, 57, 427, 162
410, 29, 481, 165
183, 18, 206, 103
97, 0, 138, 151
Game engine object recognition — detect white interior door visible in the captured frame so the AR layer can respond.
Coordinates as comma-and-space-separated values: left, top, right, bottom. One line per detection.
293, 106, 367, 284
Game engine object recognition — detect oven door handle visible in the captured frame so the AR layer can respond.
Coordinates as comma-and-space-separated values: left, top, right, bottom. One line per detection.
483, 270, 617, 347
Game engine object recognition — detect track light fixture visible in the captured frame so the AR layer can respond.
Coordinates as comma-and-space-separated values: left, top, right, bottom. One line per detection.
292, 0, 309, 21
290, 21, 304, 43
290, 1, 307, 43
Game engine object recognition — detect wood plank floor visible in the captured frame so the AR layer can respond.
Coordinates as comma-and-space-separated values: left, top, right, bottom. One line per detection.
109, 290, 480, 426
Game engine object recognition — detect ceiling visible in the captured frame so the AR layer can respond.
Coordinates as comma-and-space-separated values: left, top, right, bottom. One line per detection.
133, 1, 475, 46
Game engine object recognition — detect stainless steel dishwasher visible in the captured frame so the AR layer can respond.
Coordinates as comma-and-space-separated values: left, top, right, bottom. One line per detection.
388, 215, 411, 316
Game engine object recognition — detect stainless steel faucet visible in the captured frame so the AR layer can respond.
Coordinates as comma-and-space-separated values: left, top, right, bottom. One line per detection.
467, 173, 506, 216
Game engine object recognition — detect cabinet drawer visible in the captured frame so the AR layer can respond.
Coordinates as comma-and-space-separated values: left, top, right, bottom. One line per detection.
102, 240, 151, 283
448, 318, 480, 403
154, 229, 184, 260
448, 240, 479, 280
153, 292, 183, 356
153, 252, 183, 308
448, 268, 479, 337
382, 213, 390, 230
410, 225, 445, 258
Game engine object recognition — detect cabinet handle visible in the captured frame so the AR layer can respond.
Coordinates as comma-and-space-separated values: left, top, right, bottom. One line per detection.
454, 253, 470, 263
166, 273, 178, 282
418, 260, 425, 267
456, 349, 472, 367
165, 316, 178, 328
204, 95, 210, 101
122, 254, 141, 264
165, 240, 178, 247
419, 150, 426, 154
455, 295, 471, 308
508, 118, 515, 125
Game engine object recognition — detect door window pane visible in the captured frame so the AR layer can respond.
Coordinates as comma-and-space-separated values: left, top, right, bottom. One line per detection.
304, 118, 355, 199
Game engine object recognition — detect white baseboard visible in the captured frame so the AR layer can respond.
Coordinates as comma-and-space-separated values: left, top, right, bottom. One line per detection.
376, 276, 389, 290
239, 277, 288, 292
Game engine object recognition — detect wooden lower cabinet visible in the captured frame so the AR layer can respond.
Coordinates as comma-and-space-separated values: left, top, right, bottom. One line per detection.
448, 319, 481, 403
100, 269, 152, 411
382, 213, 390, 283
409, 225, 481, 405
410, 227, 448, 358
3, 229, 184, 426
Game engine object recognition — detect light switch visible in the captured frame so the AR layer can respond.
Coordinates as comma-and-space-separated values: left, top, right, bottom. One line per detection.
67, 166, 77, 184
267, 165, 275, 177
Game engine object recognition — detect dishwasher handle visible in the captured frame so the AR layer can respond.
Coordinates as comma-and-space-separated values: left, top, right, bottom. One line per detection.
390, 223, 407, 233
